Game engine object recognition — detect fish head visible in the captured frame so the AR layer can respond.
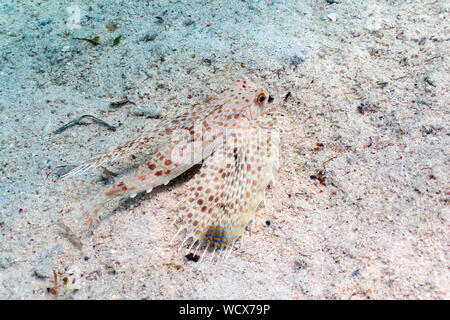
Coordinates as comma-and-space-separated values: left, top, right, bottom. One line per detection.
220, 79, 270, 120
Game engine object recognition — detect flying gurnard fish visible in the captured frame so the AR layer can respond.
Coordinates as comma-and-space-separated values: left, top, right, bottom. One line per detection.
63, 79, 278, 262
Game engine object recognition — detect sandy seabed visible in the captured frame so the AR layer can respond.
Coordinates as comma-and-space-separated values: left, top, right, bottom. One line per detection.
0, 0, 448, 299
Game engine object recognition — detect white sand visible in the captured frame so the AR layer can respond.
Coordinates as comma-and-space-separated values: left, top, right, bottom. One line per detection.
0, 0, 448, 299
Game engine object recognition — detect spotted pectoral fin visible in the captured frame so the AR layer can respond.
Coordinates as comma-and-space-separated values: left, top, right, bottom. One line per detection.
62, 104, 219, 178
173, 118, 276, 261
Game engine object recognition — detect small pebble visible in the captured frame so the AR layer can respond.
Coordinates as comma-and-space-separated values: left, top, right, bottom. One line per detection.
186, 253, 199, 262
144, 30, 157, 42
294, 259, 308, 270
327, 13, 337, 22
105, 21, 117, 32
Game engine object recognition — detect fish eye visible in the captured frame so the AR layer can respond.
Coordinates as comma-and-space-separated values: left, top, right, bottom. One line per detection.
257, 93, 266, 104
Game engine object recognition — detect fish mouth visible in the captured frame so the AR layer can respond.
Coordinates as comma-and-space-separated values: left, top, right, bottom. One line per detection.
268, 95, 274, 103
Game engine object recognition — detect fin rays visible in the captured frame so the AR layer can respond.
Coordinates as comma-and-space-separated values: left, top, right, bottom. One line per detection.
174, 117, 276, 262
